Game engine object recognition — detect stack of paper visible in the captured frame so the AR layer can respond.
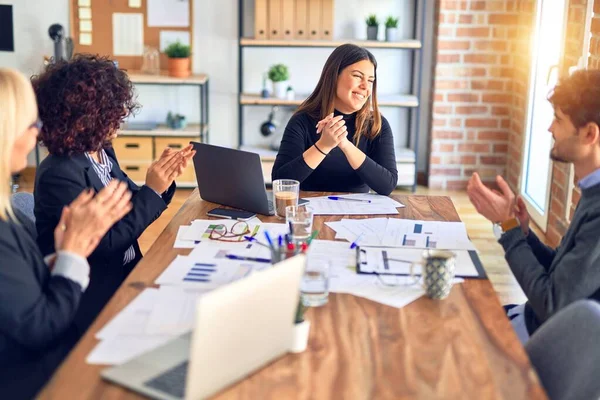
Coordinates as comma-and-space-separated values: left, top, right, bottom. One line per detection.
325, 218, 476, 250
305, 193, 404, 215
87, 287, 204, 365
360, 247, 480, 278
307, 240, 426, 309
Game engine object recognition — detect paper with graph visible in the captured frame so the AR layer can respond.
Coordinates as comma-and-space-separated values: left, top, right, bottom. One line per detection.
326, 218, 476, 250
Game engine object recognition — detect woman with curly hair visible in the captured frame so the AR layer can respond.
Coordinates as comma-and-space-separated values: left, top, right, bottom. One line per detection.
0, 68, 132, 399
32, 54, 194, 335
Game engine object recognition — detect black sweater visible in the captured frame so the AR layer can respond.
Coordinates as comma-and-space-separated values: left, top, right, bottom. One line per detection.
272, 110, 398, 195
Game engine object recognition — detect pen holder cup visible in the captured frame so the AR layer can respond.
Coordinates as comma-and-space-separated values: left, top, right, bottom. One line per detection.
271, 244, 305, 264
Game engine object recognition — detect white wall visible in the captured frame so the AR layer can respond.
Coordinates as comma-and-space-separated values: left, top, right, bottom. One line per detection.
0, 0, 69, 165
3, 0, 432, 171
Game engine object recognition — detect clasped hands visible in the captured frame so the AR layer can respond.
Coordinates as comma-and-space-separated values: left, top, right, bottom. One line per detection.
315, 113, 353, 153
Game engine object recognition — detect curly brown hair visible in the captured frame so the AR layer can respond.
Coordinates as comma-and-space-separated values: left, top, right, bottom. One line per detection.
548, 69, 600, 129
32, 54, 139, 156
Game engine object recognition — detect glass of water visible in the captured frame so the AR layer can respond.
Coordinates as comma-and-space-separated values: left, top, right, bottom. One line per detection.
286, 205, 313, 244
301, 260, 330, 307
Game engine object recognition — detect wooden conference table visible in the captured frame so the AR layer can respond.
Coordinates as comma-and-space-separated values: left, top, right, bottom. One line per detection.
40, 191, 546, 399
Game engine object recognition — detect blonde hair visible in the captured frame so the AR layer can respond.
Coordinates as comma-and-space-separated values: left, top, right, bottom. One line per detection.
0, 68, 38, 221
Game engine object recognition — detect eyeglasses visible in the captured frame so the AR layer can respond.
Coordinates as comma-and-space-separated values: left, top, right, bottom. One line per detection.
208, 221, 253, 242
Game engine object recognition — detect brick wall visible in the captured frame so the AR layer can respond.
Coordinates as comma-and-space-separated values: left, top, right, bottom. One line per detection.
429, 0, 597, 245
429, 0, 533, 189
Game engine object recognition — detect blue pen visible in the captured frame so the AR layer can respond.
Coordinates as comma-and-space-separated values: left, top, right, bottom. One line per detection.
225, 254, 271, 263
244, 235, 271, 249
264, 231, 274, 249
278, 235, 283, 247
349, 232, 364, 249
328, 196, 371, 203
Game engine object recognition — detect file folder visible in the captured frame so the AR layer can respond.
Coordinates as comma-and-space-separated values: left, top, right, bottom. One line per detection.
295, 0, 308, 39
254, 0, 269, 39
321, 0, 333, 40
308, 0, 321, 40
281, 0, 295, 40
268, 0, 284, 39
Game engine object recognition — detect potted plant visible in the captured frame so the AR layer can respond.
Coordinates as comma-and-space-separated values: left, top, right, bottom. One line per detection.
290, 299, 310, 353
268, 64, 290, 100
166, 112, 187, 130
385, 16, 399, 42
366, 14, 379, 40
286, 85, 295, 101
164, 41, 191, 78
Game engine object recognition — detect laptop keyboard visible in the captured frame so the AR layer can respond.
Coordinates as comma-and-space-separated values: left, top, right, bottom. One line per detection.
144, 361, 188, 399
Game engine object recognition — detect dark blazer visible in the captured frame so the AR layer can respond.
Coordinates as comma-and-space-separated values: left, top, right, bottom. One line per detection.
0, 210, 82, 399
34, 147, 175, 334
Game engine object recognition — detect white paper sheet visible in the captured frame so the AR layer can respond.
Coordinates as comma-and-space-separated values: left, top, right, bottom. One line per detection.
112, 13, 144, 56
174, 226, 198, 249
88, 288, 179, 365
87, 334, 174, 365
155, 255, 260, 288
78, 7, 92, 19
188, 241, 271, 261
309, 193, 405, 208
95, 288, 158, 340
79, 20, 92, 32
325, 218, 476, 250
78, 0, 91, 7
129, 0, 142, 7
145, 286, 205, 335
361, 248, 480, 277
181, 219, 260, 242
305, 198, 399, 216
79, 33, 92, 46
159, 30, 191, 52
381, 219, 476, 250
147, 0, 189, 27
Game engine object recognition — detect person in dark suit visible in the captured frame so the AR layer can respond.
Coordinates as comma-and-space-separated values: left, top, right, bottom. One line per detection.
32, 55, 195, 335
0, 68, 133, 399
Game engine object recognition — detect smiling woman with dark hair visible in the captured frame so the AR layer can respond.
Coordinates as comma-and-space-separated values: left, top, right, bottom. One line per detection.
272, 44, 398, 195
32, 54, 195, 336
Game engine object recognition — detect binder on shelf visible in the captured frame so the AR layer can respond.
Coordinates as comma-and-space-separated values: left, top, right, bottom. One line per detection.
307, 0, 321, 40
321, 0, 333, 40
255, 0, 269, 40
281, 0, 295, 40
295, 0, 308, 39
268, 0, 284, 40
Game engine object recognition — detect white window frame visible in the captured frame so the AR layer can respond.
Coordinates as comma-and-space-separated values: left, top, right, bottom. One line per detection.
519, 0, 570, 231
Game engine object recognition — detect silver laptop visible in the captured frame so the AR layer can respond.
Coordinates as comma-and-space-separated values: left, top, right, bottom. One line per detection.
190, 142, 307, 216
102, 255, 306, 400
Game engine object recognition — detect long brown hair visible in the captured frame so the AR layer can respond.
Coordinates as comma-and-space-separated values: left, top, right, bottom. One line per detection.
296, 44, 381, 145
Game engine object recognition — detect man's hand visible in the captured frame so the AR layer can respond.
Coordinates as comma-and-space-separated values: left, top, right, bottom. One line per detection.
515, 195, 530, 235
467, 173, 516, 223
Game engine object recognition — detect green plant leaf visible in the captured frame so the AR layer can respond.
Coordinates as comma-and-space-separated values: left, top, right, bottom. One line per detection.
295, 298, 307, 323
365, 14, 379, 27
385, 16, 399, 28
164, 41, 191, 58
268, 64, 290, 82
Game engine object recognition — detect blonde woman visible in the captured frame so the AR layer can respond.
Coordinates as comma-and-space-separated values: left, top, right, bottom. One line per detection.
0, 69, 133, 399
